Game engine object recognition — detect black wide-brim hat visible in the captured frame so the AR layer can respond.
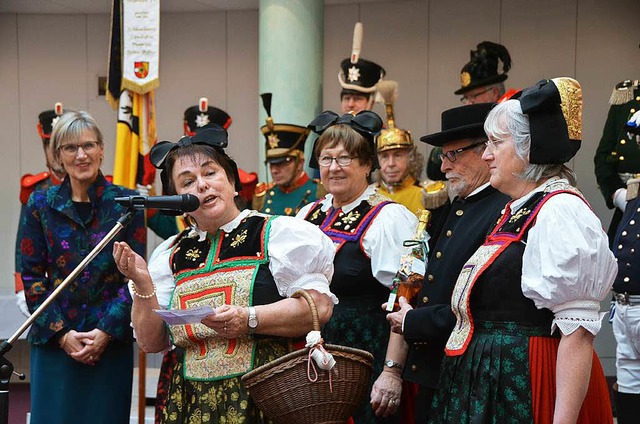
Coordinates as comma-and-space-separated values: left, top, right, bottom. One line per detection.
420, 103, 495, 146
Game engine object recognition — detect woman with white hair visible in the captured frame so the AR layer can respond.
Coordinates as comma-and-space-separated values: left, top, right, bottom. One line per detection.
430, 79, 615, 423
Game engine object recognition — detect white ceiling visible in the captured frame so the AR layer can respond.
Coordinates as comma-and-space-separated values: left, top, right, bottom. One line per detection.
0, 0, 394, 14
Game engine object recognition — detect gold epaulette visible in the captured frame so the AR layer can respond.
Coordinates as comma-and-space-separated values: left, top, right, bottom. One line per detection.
252, 182, 274, 211
314, 178, 327, 199
420, 180, 449, 210
609, 80, 639, 105
253, 181, 274, 197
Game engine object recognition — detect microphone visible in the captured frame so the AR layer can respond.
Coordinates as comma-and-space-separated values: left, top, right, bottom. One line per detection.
115, 194, 200, 213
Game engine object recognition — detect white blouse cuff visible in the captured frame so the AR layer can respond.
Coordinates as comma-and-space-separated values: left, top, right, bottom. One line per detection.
284, 273, 339, 305
550, 299, 603, 336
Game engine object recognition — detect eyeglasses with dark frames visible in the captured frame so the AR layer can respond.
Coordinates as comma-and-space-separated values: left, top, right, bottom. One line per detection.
460, 87, 493, 103
317, 155, 354, 167
438, 142, 485, 162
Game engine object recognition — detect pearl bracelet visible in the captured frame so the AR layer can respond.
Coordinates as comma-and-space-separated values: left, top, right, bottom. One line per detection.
131, 282, 157, 299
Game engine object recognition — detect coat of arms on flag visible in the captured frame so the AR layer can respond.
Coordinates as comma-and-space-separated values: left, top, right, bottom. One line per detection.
134, 61, 149, 79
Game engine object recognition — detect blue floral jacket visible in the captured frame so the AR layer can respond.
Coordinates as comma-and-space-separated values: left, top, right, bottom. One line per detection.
20, 173, 147, 345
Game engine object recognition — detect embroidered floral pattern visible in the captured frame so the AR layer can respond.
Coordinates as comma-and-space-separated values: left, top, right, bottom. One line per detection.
185, 247, 201, 261
230, 229, 247, 248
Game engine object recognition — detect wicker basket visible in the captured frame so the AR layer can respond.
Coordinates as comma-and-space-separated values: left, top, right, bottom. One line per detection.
241, 290, 374, 424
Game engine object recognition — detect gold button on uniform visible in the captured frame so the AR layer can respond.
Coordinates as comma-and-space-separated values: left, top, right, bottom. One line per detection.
446, 230, 452, 237
621, 140, 626, 145
411, 364, 417, 372
622, 231, 628, 236
456, 210, 464, 216
436, 251, 442, 259
422, 296, 429, 304
427, 274, 434, 282
624, 277, 630, 283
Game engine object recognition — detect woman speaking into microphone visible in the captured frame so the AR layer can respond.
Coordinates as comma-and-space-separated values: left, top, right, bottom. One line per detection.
112, 125, 337, 423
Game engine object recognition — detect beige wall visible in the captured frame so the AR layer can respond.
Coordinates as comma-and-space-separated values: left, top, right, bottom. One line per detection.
2, 0, 640, 373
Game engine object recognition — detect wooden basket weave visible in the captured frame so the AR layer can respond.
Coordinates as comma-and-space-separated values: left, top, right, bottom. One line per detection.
241, 290, 374, 424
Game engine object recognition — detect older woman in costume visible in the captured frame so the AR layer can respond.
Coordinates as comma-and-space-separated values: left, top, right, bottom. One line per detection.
430, 78, 615, 423
297, 110, 418, 423
113, 125, 336, 423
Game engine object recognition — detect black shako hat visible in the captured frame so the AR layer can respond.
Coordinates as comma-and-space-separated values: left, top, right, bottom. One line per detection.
259, 93, 311, 165
420, 103, 495, 147
455, 41, 511, 95
38, 102, 65, 143
339, 58, 386, 98
183, 97, 232, 136
338, 22, 385, 98
512, 77, 582, 164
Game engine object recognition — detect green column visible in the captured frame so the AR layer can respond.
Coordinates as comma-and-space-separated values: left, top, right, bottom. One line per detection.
258, 0, 324, 180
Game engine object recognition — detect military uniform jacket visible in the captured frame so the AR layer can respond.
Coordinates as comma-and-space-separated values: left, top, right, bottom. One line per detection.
402, 184, 509, 388
594, 80, 640, 208
375, 176, 424, 215
613, 194, 640, 295
258, 172, 319, 216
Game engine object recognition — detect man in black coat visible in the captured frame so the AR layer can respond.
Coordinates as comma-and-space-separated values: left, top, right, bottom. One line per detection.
385, 102, 510, 422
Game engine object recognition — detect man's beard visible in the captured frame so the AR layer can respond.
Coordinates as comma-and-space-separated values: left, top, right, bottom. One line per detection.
446, 173, 468, 198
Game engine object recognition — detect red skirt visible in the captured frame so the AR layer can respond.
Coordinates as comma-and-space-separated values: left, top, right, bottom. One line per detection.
529, 336, 612, 424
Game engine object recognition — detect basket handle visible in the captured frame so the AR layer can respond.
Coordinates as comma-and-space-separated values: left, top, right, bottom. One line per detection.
292, 290, 321, 332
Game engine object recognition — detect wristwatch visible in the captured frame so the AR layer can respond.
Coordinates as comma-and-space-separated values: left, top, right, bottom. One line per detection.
248, 306, 258, 334
384, 359, 403, 370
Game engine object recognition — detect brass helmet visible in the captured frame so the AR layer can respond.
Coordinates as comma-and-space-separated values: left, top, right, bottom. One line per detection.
375, 80, 413, 153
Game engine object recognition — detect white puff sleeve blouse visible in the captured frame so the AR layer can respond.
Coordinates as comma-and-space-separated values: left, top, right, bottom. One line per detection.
519, 180, 617, 336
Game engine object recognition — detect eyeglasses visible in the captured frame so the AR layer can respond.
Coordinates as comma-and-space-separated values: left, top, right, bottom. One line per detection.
484, 138, 506, 150
59, 141, 100, 156
438, 142, 485, 162
317, 155, 354, 167
460, 87, 493, 104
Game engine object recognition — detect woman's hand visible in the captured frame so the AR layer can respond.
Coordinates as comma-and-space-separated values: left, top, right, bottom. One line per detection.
370, 369, 403, 417
200, 304, 250, 338
61, 329, 111, 365
113, 241, 152, 290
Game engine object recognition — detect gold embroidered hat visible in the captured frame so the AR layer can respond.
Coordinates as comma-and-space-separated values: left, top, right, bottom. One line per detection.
375, 80, 413, 153
455, 41, 511, 95
259, 93, 311, 164
514, 77, 582, 164
339, 22, 386, 98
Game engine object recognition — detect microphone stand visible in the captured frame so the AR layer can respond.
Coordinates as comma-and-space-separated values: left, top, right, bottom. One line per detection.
0, 209, 137, 424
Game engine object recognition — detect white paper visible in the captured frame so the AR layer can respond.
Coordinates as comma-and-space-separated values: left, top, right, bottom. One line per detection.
154, 306, 215, 325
